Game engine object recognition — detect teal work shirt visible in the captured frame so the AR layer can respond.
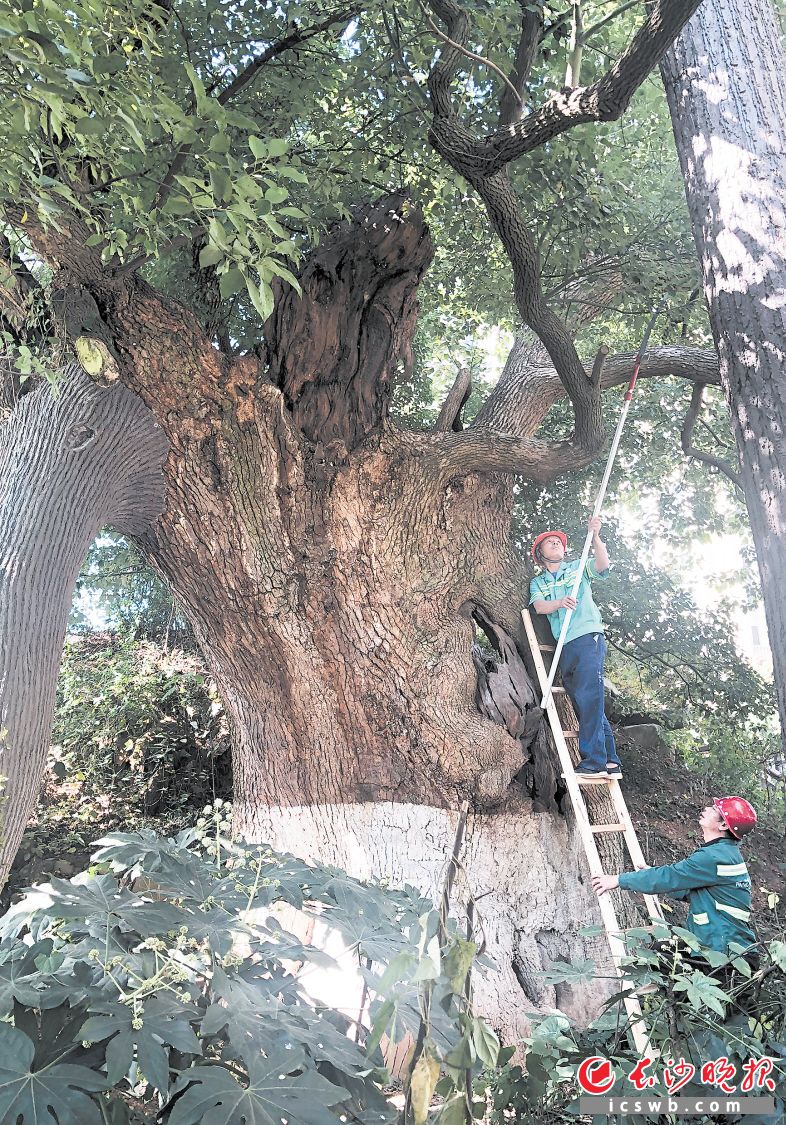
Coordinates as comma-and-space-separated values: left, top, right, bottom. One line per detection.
528, 558, 609, 643
619, 838, 756, 954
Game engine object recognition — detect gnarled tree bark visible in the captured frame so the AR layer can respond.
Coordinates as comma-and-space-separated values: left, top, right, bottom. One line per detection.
662, 0, 786, 753
0, 364, 167, 868
0, 0, 728, 1040
0, 196, 724, 1037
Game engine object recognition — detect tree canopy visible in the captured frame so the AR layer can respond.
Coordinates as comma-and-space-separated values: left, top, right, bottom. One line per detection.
2, 0, 773, 796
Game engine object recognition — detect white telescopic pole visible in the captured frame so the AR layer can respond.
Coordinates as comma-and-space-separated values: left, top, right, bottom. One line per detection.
540, 398, 634, 708
539, 309, 662, 710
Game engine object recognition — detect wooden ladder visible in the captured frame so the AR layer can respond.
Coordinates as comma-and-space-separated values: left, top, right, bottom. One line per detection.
522, 609, 664, 1055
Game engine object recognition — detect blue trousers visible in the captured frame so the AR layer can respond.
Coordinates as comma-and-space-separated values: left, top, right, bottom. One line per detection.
560, 632, 620, 771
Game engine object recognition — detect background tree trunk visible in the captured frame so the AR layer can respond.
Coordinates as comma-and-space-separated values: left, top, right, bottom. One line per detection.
0, 365, 167, 882
661, 0, 786, 751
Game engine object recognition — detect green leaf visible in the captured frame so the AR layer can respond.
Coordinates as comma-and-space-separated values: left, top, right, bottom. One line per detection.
199, 242, 223, 269
249, 136, 267, 160
443, 938, 476, 993
219, 267, 246, 298
0, 1024, 108, 1125
64, 68, 92, 84
277, 165, 308, 183
267, 138, 288, 157
436, 1095, 469, 1125
366, 997, 396, 1057
74, 116, 108, 135
92, 54, 126, 75
210, 167, 232, 203
265, 185, 288, 205
116, 108, 146, 153
245, 276, 274, 321
169, 1053, 346, 1125
208, 217, 232, 252
470, 1017, 500, 1068
769, 940, 786, 971
444, 1032, 474, 1070
539, 959, 596, 985
0, 947, 49, 1014
271, 264, 302, 294
672, 970, 730, 1017
80, 996, 201, 1093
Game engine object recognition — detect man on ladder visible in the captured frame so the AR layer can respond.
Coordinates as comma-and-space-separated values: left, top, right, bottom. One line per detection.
529, 516, 624, 781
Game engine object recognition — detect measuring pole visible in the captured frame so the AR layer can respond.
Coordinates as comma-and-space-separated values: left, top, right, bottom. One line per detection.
540, 309, 663, 709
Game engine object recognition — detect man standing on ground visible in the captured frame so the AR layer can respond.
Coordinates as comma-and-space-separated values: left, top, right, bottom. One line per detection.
592, 796, 759, 962
530, 516, 623, 780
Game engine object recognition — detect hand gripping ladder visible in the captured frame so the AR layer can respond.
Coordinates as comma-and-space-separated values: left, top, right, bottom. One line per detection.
522, 609, 664, 1055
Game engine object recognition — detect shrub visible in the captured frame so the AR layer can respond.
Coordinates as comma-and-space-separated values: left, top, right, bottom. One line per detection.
483, 920, 786, 1125
0, 807, 499, 1124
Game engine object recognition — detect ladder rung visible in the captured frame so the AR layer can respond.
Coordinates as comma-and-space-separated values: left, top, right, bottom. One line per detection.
570, 774, 611, 785
591, 823, 627, 833
539, 643, 555, 652
561, 729, 579, 739
551, 686, 567, 693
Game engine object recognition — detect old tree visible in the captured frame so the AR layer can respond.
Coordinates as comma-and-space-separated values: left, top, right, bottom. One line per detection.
1, 0, 767, 1034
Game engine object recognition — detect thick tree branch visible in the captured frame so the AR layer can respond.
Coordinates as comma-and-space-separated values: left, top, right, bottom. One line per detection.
422, 1, 701, 467
423, 346, 722, 484
474, 343, 721, 438
680, 382, 743, 487
425, 0, 471, 116
428, 0, 704, 178
591, 343, 609, 385
470, 170, 603, 452
435, 427, 597, 483
434, 366, 471, 431
419, 0, 524, 113
3, 206, 104, 285
499, 2, 544, 126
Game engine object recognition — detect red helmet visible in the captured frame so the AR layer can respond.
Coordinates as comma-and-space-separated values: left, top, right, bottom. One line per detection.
714, 796, 757, 839
531, 529, 567, 561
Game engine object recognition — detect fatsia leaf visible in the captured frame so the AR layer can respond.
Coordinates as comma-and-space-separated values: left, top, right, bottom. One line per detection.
41, 873, 132, 921
539, 958, 596, 985
184, 904, 253, 955
169, 1053, 346, 1125
92, 832, 235, 906
0, 1024, 108, 1125
80, 995, 201, 1093
0, 885, 60, 939
673, 970, 731, 1017
0, 947, 49, 1015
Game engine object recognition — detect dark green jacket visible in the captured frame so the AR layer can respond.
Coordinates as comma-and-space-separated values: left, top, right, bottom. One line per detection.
618, 837, 756, 953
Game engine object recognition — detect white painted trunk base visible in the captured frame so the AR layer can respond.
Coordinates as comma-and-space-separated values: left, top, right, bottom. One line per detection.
243, 800, 615, 1043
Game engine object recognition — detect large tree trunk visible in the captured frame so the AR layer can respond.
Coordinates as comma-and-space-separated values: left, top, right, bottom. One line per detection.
117, 206, 613, 1037
661, 0, 786, 750
0, 197, 719, 1038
